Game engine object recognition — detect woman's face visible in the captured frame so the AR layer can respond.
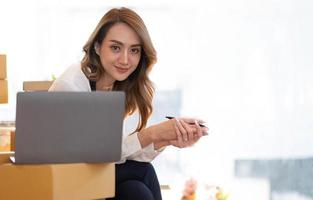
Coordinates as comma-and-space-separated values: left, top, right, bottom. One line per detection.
97, 22, 142, 85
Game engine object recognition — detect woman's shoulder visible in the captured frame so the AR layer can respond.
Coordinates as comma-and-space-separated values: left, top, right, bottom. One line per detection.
61, 62, 85, 77
49, 62, 91, 91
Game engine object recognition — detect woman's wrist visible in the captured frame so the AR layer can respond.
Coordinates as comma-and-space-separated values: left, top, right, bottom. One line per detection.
137, 126, 156, 148
154, 140, 169, 150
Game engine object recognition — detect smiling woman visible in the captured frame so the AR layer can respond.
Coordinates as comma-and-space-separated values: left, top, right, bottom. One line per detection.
48, 7, 208, 200
79, 7, 157, 132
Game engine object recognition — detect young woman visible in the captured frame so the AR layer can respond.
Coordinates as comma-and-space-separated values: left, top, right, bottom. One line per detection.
49, 7, 208, 200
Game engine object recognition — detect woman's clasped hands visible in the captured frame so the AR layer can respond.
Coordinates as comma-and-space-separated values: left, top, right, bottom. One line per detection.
140, 117, 209, 150
170, 118, 208, 148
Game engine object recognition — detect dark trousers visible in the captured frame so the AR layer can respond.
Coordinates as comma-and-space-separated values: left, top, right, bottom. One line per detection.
107, 160, 162, 200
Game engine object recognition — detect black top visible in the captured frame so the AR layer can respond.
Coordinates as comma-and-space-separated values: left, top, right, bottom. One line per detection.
89, 80, 96, 91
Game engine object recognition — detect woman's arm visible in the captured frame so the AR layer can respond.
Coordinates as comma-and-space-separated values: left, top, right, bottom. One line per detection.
137, 119, 177, 148
120, 118, 208, 163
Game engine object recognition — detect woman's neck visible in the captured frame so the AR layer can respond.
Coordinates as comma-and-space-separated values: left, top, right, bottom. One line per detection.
96, 76, 114, 91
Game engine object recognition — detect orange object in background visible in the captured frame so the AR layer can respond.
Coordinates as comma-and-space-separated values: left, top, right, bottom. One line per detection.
0, 54, 8, 104
0, 127, 14, 152
0, 54, 6, 79
0, 80, 8, 103
0, 132, 10, 151
10, 130, 15, 151
0, 122, 15, 151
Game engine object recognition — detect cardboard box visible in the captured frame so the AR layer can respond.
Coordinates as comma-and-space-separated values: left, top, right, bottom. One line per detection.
23, 81, 54, 91
0, 54, 6, 79
0, 152, 115, 200
10, 130, 15, 151
0, 80, 8, 103
0, 128, 11, 151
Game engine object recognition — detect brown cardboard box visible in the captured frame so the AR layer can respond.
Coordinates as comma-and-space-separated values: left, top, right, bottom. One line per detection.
0, 152, 115, 200
23, 81, 54, 91
0, 128, 11, 151
10, 130, 15, 151
0, 54, 6, 79
0, 80, 8, 103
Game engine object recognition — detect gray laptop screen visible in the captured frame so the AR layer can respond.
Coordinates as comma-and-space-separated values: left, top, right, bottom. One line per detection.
15, 91, 124, 164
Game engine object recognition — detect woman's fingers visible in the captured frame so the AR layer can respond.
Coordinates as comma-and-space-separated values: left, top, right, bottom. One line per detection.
174, 121, 184, 146
186, 121, 209, 136
174, 119, 200, 148
170, 122, 188, 148
157, 117, 206, 149
170, 131, 202, 148
179, 119, 195, 141
195, 120, 203, 137
176, 119, 189, 142
180, 117, 206, 125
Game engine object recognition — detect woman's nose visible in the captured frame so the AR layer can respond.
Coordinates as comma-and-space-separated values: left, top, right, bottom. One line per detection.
119, 50, 129, 65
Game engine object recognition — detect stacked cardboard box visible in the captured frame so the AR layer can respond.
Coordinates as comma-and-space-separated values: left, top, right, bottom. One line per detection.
0, 152, 115, 200
0, 54, 8, 103
23, 80, 54, 91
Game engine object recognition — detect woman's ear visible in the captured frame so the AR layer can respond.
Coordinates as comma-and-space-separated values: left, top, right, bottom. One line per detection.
94, 43, 100, 55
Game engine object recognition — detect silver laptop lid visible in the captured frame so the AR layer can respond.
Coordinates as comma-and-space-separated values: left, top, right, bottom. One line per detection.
15, 91, 124, 164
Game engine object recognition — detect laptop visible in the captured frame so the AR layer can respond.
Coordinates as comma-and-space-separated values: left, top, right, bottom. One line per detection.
14, 91, 124, 164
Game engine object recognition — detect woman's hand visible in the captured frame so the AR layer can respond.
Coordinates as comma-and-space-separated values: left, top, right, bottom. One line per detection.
152, 119, 201, 150
169, 118, 208, 148
138, 117, 208, 149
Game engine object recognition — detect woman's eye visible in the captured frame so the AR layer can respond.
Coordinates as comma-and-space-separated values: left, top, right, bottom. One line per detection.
130, 48, 141, 54
110, 45, 120, 52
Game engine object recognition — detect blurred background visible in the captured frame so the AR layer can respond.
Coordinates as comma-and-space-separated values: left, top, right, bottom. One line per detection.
1, 0, 313, 199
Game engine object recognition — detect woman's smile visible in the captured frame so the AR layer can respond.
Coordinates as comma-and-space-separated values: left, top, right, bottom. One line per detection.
115, 66, 130, 74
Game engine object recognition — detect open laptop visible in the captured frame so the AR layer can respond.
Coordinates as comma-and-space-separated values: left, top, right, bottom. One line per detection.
14, 91, 124, 164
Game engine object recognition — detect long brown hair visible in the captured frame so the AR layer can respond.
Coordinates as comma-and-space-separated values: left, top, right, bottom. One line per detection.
81, 7, 157, 132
